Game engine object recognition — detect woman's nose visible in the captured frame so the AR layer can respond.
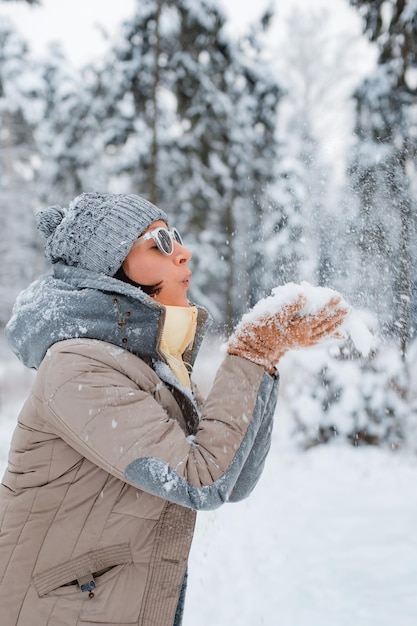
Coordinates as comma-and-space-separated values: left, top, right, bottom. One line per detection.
174, 241, 192, 264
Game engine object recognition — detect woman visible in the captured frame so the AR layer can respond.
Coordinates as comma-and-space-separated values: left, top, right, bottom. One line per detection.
0, 192, 346, 626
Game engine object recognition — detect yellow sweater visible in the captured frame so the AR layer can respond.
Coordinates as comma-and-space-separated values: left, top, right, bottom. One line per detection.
159, 305, 198, 388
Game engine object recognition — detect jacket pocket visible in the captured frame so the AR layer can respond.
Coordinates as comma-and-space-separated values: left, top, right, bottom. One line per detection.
33, 543, 132, 597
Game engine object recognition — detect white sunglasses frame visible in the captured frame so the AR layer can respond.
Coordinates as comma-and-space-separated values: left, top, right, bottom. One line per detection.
130, 227, 183, 256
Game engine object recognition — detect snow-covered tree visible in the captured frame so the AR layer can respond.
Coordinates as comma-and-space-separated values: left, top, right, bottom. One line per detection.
0, 18, 43, 323
283, 337, 413, 450
349, 0, 417, 355
167, 4, 282, 324
266, 6, 369, 297
95, 0, 282, 327
34, 43, 105, 205
91, 0, 173, 201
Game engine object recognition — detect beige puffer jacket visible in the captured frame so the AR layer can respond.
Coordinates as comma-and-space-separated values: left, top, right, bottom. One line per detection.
0, 336, 278, 626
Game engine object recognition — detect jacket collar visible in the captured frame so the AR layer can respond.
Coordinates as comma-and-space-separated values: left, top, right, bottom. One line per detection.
5, 263, 211, 370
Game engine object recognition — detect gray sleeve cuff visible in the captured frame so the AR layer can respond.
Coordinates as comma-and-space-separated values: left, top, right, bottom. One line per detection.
228, 374, 279, 502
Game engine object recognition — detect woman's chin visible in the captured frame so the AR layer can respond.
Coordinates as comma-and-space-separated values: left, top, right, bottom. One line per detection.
154, 293, 190, 307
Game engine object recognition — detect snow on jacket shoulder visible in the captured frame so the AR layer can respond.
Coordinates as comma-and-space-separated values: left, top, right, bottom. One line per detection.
36, 338, 277, 510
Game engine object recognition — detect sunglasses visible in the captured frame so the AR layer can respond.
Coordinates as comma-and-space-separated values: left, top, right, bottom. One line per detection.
131, 227, 183, 256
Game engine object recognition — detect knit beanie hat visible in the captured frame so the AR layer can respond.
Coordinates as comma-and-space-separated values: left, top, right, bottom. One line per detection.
36, 192, 168, 276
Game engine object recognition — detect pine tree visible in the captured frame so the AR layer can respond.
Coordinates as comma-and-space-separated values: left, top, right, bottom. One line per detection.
94, 0, 281, 328
0, 18, 42, 324
92, 0, 174, 202
287, 340, 410, 450
349, 0, 417, 356
267, 6, 367, 296
166, 3, 281, 324
35, 43, 104, 205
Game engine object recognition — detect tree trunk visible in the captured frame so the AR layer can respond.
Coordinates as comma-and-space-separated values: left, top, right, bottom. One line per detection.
393, 148, 412, 360
224, 198, 235, 334
149, 1, 161, 205
398, 199, 411, 360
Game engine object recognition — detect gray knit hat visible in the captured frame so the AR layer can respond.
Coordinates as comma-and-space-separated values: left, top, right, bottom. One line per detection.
36, 192, 168, 276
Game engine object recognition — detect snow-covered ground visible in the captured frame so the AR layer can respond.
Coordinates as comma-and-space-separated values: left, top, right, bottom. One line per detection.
1, 335, 416, 625
185, 444, 417, 626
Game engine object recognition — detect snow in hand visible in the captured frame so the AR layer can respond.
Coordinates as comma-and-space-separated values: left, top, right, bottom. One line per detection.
240, 281, 375, 356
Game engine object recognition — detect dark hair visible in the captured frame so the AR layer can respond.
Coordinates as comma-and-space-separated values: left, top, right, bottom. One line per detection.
113, 266, 162, 297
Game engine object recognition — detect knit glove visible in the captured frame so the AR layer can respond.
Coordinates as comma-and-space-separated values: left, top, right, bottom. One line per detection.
228, 289, 348, 375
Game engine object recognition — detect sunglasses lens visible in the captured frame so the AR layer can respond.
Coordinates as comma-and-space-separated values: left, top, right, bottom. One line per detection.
157, 228, 174, 255
172, 228, 183, 245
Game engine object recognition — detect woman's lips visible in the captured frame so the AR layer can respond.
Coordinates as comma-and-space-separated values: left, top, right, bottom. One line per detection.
183, 272, 192, 286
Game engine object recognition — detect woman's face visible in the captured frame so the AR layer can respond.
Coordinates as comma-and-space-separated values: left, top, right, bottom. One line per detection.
122, 220, 192, 307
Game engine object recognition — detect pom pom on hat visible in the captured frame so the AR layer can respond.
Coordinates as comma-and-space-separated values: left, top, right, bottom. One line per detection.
36, 205, 66, 238
39, 192, 168, 276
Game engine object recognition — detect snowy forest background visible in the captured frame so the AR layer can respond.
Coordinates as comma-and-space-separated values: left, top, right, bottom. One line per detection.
1, 0, 417, 450
1, 2, 417, 624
